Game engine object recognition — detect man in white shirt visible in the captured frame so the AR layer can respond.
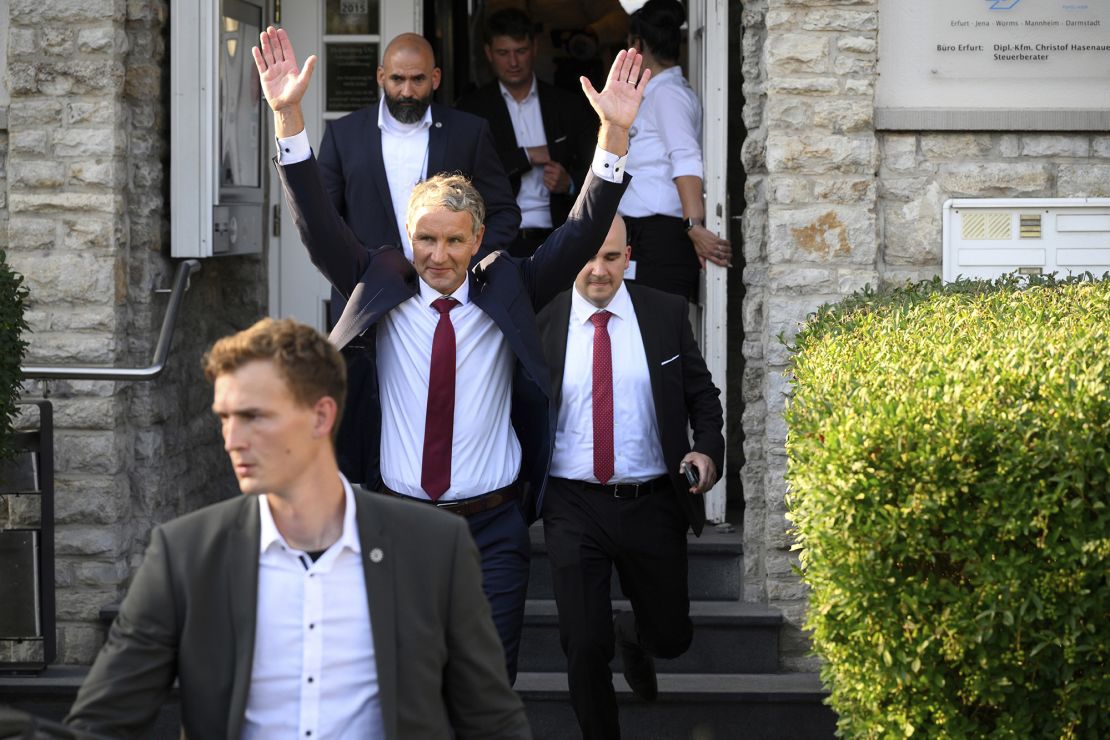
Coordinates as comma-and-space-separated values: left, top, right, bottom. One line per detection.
67, 318, 530, 740
537, 216, 725, 739
456, 8, 597, 258
255, 26, 650, 683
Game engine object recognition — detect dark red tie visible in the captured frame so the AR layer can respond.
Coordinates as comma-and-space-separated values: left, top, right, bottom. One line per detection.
422, 297, 458, 500
590, 311, 614, 484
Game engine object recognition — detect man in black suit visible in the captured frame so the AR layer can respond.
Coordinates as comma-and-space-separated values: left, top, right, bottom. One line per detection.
537, 215, 725, 739
456, 8, 597, 258
253, 26, 650, 683
66, 319, 530, 740
314, 32, 520, 486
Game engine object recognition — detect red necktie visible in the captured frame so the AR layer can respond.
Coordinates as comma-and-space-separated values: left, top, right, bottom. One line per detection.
422, 297, 458, 500
590, 311, 614, 485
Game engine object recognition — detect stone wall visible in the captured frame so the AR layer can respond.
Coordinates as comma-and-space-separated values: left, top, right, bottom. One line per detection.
740, 0, 1110, 670
4, 0, 266, 664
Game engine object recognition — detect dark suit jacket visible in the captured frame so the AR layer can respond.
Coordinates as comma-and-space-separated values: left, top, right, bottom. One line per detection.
276, 153, 628, 521
537, 284, 724, 535
66, 489, 530, 740
317, 102, 521, 324
456, 79, 597, 227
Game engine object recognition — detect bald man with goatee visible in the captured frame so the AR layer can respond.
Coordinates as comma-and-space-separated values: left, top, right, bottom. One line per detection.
299, 31, 520, 502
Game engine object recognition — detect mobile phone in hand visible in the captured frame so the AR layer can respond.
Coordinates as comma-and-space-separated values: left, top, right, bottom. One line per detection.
683, 463, 700, 488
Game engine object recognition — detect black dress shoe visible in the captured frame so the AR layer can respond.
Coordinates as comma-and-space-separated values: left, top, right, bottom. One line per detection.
614, 612, 657, 702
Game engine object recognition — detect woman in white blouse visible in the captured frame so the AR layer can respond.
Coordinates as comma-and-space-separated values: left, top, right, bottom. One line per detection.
619, 0, 731, 300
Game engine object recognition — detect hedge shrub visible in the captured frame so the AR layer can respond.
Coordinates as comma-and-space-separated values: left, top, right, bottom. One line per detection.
785, 275, 1109, 739
0, 250, 29, 467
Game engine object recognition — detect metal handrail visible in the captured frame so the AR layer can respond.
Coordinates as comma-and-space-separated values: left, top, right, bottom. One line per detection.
21, 259, 202, 382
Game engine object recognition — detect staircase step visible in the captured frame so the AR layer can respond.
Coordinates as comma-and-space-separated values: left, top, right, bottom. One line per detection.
516, 671, 836, 740
519, 600, 781, 674
528, 524, 743, 601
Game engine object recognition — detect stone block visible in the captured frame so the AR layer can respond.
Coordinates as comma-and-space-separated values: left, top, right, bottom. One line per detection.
882, 181, 944, 266
7, 216, 58, 249
8, 100, 64, 126
812, 98, 873, 133
7, 250, 120, 303
769, 175, 813, 204
68, 160, 125, 188
768, 205, 878, 265
1094, 137, 1110, 158
54, 430, 126, 476
10, 160, 65, 188
25, 305, 118, 332
9, 130, 48, 155
52, 128, 125, 157
56, 588, 120, 620
838, 269, 879, 294
764, 9, 794, 29
767, 577, 808, 601
740, 133, 766, 172
844, 78, 873, 95
55, 525, 127, 557
767, 266, 835, 294
838, 35, 876, 54
765, 295, 834, 355
1057, 165, 1110, 198
920, 133, 994, 160
9, 27, 38, 55
879, 177, 932, 202
9, 191, 122, 216
832, 54, 875, 76
41, 28, 75, 56
11, 0, 122, 23
766, 33, 829, 75
999, 135, 1021, 157
766, 132, 877, 175
54, 397, 121, 430
800, 9, 877, 32
881, 267, 941, 288
22, 330, 118, 365
57, 623, 106, 665
125, 63, 162, 100
77, 26, 126, 54
765, 77, 840, 95
67, 100, 118, 125
1020, 135, 1089, 158
73, 560, 130, 588
813, 177, 875, 203
939, 162, 1052, 196
62, 216, 117, 250
765, 96, 810, 131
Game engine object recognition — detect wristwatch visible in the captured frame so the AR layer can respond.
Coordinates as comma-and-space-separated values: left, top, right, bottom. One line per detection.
683, 217, 704, 232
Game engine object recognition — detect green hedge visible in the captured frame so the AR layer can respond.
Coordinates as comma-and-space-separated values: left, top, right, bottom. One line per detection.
0, 250, 29, 466
785, 275, 1109, 739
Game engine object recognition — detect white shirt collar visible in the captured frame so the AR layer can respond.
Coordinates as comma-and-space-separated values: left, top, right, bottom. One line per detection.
417, 272, 471, 307
498, 76, 538, 104
376, 96, 434, 136
570, 280, 631, 326
258, 473, 361, 555
644, 65, 682, 94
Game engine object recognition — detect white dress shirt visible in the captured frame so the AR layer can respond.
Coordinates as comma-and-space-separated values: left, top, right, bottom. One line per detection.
549, 283, 667, 483
377, 275, 521, 500
242, 475, 384, 740
500, 77, 552, 229
618, 66, 703, 219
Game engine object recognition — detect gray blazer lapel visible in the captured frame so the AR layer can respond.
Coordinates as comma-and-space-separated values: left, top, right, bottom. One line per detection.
355, 490, 399, 740
226, 497, 261, 740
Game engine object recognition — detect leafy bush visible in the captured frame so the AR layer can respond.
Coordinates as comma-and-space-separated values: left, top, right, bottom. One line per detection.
0, 250, 29, 466
785, 275, 1109, 739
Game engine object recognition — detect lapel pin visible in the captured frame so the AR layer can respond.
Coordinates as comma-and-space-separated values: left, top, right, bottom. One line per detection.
369, 548, 384, 563
434, 121, 442, 128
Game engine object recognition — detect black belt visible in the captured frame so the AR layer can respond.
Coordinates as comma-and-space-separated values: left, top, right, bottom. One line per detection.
517, 227, 553, 240
380, 482, 520, 517
575, 476, 669, 499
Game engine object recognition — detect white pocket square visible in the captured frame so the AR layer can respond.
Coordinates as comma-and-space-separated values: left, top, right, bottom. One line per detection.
660, 354, 680, 366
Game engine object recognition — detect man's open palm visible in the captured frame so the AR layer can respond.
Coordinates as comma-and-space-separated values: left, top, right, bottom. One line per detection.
580, 48, 651, 131
252, 26, 316, 112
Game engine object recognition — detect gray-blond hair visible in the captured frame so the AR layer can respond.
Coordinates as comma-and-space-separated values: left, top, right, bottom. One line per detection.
407, 173, 486, 236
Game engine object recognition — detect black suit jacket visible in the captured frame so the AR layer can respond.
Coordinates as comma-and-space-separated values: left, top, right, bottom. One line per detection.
276, 153, 628, 521
537, 284, 724, 535
456, 79, 597, 227
66, 490, 530, 740
317, 102, 521, 324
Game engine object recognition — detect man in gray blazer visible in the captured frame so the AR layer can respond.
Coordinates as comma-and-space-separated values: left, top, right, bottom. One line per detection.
65, 319, 530, 740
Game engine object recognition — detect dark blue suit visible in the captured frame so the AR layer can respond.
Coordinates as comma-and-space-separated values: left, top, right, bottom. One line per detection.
276, 151, 628, 680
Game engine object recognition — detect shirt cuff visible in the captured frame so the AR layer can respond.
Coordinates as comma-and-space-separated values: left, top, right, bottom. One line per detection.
590, 147, 627, 183
276, 130, 312, 165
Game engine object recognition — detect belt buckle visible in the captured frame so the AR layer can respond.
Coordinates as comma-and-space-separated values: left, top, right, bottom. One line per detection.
612, 483, 640, 500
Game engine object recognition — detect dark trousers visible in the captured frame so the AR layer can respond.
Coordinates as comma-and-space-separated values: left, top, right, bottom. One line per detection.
509, 227, 554, 258
463, 498, 531, 684
624, 214, 700, 302
542, 477, 693, 740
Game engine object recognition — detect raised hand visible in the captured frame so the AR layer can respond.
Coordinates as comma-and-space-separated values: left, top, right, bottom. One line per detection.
252, 26, 316, 133
580, 49, 651, 133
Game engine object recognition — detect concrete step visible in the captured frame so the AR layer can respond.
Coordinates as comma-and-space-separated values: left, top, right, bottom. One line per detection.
519, 599, 781, 674
528, 524, 743, 602
516, 671, 836, 740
